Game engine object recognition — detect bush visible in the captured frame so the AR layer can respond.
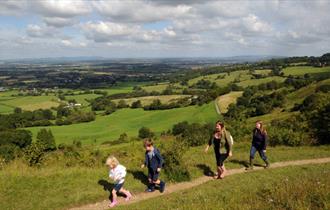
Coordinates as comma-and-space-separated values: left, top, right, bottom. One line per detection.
24, 143, 45, 166
181, 122, 213, 147
161, 140, 190, 182
138, 127, 155, 139
0, 144, 19, 161
172, 121, 189, 136
311, 103, 330, 144
268, 117, 311, 146
36, 129, 56, 151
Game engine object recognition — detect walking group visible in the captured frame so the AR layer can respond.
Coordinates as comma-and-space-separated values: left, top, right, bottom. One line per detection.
105, 120, 269, 208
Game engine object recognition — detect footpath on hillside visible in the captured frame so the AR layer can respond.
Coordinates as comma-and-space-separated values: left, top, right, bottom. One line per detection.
69, 157, 330, 210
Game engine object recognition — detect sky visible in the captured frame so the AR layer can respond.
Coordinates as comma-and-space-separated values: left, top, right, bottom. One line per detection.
0, 0, 329, 59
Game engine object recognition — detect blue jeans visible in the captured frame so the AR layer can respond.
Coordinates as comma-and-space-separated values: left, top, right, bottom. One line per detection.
250, 145, 267, 161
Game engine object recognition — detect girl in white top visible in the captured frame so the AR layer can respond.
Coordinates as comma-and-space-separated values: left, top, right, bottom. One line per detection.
106, 156, 132, 208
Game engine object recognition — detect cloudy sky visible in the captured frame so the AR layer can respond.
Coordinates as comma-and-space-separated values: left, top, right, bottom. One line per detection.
0, 0, 329, 59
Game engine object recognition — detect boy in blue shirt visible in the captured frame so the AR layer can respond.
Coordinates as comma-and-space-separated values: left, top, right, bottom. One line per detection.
141, 139, 166, 193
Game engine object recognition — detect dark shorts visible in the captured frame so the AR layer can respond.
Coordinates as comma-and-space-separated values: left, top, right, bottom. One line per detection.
113, 182, 124, 192
148, 169, 160, 182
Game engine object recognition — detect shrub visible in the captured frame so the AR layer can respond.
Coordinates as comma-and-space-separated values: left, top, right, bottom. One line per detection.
138, 127, 155, 139
161, 140, 190, 182
24, 143, 45, 166
36, 129, 56, 151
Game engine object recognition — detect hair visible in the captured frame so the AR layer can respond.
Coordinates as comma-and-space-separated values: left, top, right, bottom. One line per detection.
105, 156, 119, 167
214, 120, 226, 134
255, 120, 267, 135
143, 139, 154, 147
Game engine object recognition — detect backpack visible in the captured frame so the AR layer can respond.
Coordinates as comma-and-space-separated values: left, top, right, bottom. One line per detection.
224, 131, 234, 151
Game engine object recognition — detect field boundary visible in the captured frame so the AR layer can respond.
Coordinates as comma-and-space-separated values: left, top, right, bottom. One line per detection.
68, 157, 330, 210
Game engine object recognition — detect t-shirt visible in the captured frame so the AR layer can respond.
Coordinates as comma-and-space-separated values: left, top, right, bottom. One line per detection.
109, 164, 126, 184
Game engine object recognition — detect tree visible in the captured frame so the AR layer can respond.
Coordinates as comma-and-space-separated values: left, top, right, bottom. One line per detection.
36, 129, 56, 151
311, 103, 330, 145
14, 107, 22, 114
138, 127, 155, 139
117, 100, 129, 109
131, 100, 142, 108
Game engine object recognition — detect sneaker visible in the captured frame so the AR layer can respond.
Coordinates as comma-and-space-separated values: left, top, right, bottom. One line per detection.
265, 162, 270, 169
109, 200, 117, 208
159, 181, 166, 193
145, 187, 155, 192
125, 191, 132, 201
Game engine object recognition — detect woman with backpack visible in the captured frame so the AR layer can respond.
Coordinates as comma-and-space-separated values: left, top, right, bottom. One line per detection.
205, 121, 233, 179
246, 120, 270, 170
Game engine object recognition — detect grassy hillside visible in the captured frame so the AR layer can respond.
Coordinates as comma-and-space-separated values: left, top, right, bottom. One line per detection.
216, 91, 243, 113
0, 95, 59, 111
25, 102, 218, 144
113, 95, 190, 106
1, 141, 329, 210
117, 162, 330, 210
283, 66, 330, 76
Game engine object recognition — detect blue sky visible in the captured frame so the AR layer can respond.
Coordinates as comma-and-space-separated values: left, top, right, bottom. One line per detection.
0, 0, 329, 59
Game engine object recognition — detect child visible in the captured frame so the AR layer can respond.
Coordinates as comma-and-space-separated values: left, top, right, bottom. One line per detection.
106, 156, 132, 208
141, 139, 166, 193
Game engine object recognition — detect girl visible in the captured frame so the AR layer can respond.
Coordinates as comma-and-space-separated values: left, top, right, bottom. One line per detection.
246, 120, 270, 170
205, 121, 232, 179
106, 156, 132, 208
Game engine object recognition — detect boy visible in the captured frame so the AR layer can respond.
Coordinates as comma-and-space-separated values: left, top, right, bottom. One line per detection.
141, 139, 166, 193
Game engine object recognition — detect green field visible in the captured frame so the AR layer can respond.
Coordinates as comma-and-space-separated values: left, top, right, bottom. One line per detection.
65, 93, 101, 106
283, 66, 330, 76
113, 95, 190, 106
1, 141, 329, 210
216, 91, 243, 113
188, 70, 253, 87
25, 102, 218, 144
0, 94, 59, 111
237, 76, 286, 87
285, 78, 330, 109
0, 103, 14, 114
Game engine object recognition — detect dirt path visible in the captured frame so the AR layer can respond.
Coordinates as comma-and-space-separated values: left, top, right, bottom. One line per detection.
214, 98, 221, 115
69, 157, 330, 210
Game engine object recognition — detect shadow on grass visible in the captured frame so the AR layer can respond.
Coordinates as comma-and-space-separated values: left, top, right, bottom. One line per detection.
229, 159, 249, 168
196, 164, 214, 177
127, 170, 149, 187
98, 179, 114, 201
98, 179, 128, 201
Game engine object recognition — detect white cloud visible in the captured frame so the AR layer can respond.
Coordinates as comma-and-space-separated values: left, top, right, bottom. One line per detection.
1, 0, 330, 58
43, 17, 76, 27
32, 0, 91, 18
26, 24, 56, 38
92, 0, 191, 23
0, 0, 27, 16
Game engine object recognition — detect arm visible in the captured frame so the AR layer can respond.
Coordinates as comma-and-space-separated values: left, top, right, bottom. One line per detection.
263, 133, 267, 151
225, 132, 232, 154
141, 152, 148, 168
155, 149, 164, 170
205, 136, 213, 153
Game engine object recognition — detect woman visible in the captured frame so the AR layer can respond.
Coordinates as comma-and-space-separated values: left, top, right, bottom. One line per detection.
246, 120, 270, 170
205, 121, 232, 179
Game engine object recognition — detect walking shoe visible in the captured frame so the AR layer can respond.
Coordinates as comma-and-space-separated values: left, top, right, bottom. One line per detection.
265, 161, 270, 169
159, 181, 166, 193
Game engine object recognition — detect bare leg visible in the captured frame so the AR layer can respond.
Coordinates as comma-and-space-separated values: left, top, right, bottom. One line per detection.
119, 188, 132, 201
220, 164, 226, 178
